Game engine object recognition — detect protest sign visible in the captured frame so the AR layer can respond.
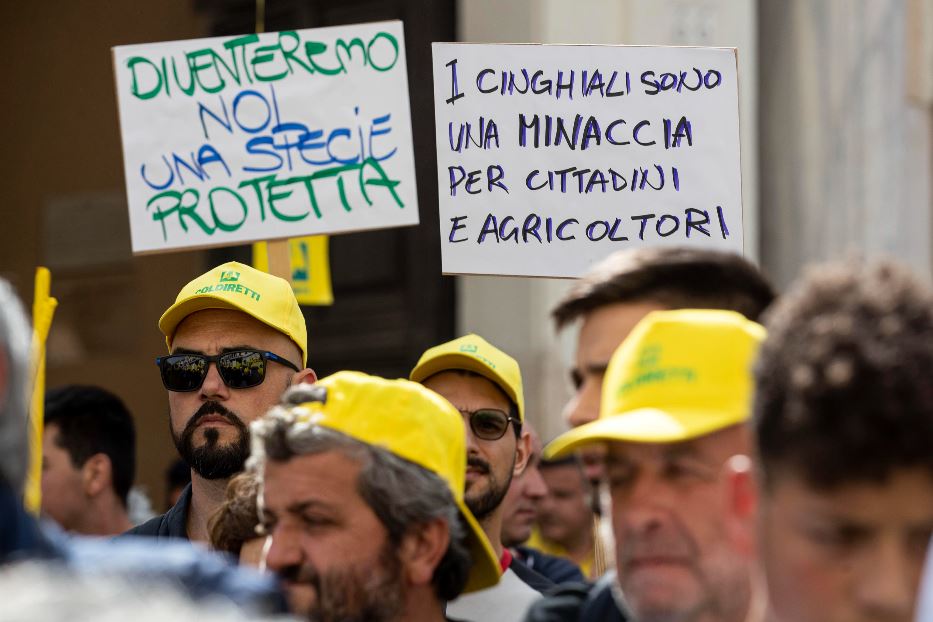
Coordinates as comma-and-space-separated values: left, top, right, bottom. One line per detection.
113, 21, 418, 255
432, 43, 743, 278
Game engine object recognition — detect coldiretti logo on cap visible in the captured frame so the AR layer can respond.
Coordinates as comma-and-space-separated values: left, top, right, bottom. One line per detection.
193, 277, 261, 301
618, 343, 695, 396
637, 344, 662, 370
460, 343, 497, 369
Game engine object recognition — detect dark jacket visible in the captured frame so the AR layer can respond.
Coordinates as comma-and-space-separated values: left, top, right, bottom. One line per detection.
514, 545, 586, 585
510, 555, 555, 593
123, 483, 191, 540
523, 572, 629, 622
0, 487, 58, 563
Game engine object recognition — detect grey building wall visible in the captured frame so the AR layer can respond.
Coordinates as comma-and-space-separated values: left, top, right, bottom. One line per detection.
759, 0, 933, 287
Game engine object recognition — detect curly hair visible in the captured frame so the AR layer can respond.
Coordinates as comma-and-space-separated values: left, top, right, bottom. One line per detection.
753, 259, 933, 490
209, 470, 262, 557
552, 247, 775, 329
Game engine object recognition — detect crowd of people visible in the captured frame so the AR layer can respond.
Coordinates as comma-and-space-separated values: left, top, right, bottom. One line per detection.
0, 246, 931, 622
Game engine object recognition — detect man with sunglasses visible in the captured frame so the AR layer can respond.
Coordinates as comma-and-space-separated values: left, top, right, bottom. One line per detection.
127, 261, 316, 542
411, 334, 548, 622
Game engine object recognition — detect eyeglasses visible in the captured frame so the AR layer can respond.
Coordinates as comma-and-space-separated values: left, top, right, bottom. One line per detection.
155, 349, 300, 392
459, 408, 519, 441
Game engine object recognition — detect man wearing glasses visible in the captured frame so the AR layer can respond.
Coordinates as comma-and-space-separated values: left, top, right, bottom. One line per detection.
127, 261, 316, 542
411, 335, 546, 622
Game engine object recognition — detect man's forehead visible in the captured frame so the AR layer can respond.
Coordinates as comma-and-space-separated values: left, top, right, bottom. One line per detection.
422, 370, 511, 408
175, 308, 267, 334
767, 468, 933, 521
607, 438, 702, 462
172, 309, 292, 350
263, 451, 363, 507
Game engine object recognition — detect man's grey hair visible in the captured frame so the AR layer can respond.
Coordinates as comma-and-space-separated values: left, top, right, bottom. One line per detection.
248, 385, 473, 601
0, 278, 32, 494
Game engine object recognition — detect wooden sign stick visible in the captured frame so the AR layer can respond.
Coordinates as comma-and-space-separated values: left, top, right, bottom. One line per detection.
265, 239, 291, 279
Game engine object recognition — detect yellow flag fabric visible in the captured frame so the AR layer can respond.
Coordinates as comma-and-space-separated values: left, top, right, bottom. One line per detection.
252, 237, 333, 306
24, 267, 57, 514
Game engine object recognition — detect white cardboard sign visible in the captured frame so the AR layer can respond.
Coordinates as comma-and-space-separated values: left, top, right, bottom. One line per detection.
113, 21, 418, 255
432, 43, 743, 278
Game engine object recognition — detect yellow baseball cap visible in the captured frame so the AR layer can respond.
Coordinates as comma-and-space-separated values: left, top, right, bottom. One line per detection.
546, 309, 765, 457
159, 261, 308, 366
288, 371, 501, 593
410, 334, 524, 421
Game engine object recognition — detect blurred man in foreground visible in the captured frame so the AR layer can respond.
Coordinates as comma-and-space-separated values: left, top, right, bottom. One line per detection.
252, 372, 500, 621
748, 260, 933, 622
529, 309, 767, 622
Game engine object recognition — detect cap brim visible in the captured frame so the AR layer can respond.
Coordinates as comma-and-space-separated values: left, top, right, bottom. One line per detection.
544, 407, 748, 458
457, 497, 502, 593
411, 354, 522, 421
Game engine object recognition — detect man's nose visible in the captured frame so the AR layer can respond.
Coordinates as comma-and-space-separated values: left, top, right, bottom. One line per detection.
618, 473, 679, 535
564, 380, 600, 429
461, 413, 483, 450
855, 539, 915, 619
199, 361, 231, 400
524, 467, 548, 501
264, 525, 303, 573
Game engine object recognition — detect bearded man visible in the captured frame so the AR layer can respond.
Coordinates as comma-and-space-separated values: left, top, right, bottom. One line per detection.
127, 261, 316, 542
411, 334, 550, 621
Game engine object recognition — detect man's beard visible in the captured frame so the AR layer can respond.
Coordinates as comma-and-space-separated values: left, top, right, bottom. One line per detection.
617, 517, 722, 622
465, 455, 514, 521
171, 401, 249, 479
282, 541, 406, 622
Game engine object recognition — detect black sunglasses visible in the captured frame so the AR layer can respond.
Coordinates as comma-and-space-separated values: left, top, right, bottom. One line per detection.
155, 349, 299, 392
459, 408, 519, 441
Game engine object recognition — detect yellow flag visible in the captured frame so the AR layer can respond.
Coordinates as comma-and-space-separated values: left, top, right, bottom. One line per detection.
24, 267, 57, 514
253, 236, 334, 306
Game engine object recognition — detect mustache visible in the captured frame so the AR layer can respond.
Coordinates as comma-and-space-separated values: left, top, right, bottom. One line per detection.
618, 526, 698, 567
185, 400, 245, 429
466, 456, 490, 474
279, 563, 319, 586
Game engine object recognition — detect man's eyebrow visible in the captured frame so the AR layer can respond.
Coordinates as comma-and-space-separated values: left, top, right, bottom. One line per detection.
606, 453, 634, 469
585, 362, 609, 375
171, 347, 203, 355
662, 441, 706, 462
221, 345, 258, 353
170, 345, 260, 355
570, 362, 609, 381
286, 499, 335, 515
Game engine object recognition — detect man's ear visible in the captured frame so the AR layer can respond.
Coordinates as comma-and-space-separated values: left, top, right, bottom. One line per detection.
513, 429, 532, 477
723, 454, 757, 557
81, 453, 113, 498
398, 518, 450, 588
291, 368, 318, 386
